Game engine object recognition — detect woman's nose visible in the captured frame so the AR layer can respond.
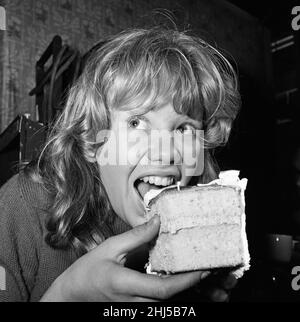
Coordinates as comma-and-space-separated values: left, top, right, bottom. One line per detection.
146, 130, 179, 165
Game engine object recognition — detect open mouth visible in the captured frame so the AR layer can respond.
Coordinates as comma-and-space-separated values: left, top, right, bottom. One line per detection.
134, 176, 176, 201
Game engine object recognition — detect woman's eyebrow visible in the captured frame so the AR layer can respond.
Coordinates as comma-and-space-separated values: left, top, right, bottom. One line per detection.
178, 115, 202, 128
126, 109, 149, 117
124, 112, 150, 124
123, 110, 202, 128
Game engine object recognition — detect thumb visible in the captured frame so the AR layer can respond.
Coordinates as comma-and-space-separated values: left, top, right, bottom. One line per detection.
111, 215, 160, 257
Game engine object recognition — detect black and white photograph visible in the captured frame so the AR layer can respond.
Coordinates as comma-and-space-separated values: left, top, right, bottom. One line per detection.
0, 0, 300, 307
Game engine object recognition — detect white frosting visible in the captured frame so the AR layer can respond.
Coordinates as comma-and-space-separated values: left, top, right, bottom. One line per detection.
144, 170, 251, 278
196, 170, 248, 190
145, 263, 166, 276
143, 184, 178, 209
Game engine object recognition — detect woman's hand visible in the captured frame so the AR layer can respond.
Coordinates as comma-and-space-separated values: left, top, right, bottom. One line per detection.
40, 215, 209, 302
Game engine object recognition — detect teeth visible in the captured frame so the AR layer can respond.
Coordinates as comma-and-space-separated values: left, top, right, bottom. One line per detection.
139, 176, 174, 186
154, 177, 161, 186
161, 177, 168, 186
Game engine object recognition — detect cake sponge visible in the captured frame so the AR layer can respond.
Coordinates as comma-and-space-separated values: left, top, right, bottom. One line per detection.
144, 171, 250, 278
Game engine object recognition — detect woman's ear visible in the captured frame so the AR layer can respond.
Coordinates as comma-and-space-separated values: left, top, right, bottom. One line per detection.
86, 149, 97, 163
87, 134, 109, 163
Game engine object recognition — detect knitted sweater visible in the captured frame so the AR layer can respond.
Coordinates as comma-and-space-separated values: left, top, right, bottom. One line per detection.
0, 173, 130, 302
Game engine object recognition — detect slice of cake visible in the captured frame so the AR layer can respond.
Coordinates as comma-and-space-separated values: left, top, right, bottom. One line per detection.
144, 171, 250, 278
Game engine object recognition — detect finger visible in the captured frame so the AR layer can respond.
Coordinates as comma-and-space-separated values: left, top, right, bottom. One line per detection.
110, 215, 160, 257
209, 288, 229, 302
116, 267, 205, 300
221, 273, 238, 290
132, 297, 159, 302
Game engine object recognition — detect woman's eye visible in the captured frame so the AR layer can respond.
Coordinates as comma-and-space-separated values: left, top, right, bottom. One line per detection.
175, 124, 196, 134
128, 116, 147, 130
128, 117, 140, 128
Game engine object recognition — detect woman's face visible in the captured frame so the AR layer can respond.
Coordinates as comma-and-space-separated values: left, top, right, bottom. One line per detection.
96, 102, 204, 227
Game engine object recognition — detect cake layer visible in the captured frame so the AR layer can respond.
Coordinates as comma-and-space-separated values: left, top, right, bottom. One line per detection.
147, 185, 243, 233
149, 224, 245, 273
